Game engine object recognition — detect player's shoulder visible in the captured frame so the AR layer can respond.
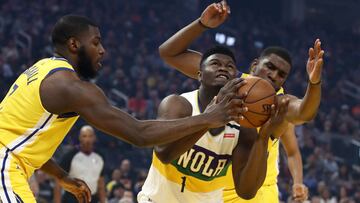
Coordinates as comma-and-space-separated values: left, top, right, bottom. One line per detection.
160, 94, 192, 109
35, 57, 74, 71
158, 94, 193, 118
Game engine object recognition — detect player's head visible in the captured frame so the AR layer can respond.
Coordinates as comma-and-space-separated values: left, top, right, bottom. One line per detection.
198, 45, 237, 89
250, 46, 292, 91
79, 125, 96, 153
51, 15, 105, 80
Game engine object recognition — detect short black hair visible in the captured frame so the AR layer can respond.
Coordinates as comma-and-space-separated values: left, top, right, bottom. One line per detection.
200, 45, 236, 69
259, 46, 292, 66
51, 15, 98, 46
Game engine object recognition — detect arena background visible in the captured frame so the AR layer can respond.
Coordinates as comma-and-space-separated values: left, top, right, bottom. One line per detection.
0, 0, 359, 202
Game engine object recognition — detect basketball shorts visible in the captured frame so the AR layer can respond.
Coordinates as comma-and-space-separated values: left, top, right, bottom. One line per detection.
0, 147, 36, 203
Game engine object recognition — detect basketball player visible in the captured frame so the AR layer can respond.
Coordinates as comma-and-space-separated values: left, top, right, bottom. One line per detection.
158, 1, 321, 202
0, 15, 246, 203
138, 45, 290, 203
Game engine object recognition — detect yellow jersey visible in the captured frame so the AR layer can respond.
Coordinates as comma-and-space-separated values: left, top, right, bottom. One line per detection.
0, 57, 79, 178
222, 72, 284, 203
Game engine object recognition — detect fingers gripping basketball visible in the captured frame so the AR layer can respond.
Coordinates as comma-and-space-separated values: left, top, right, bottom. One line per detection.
237, 76, 276, 128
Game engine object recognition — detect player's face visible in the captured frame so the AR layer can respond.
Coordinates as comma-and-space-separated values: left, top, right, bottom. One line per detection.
251, 54, 290, 91
199, 54, 237, 88
77, 26, 105, 79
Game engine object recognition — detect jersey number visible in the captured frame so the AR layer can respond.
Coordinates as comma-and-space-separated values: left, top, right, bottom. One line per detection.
181, 176, 186, 192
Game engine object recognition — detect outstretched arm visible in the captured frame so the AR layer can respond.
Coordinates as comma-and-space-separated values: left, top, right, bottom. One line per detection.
281, 124, 308, 202
231, 98, 289, 199
40, 71, 244, 147
286, 39, 324, 124
159, 0, 230, 79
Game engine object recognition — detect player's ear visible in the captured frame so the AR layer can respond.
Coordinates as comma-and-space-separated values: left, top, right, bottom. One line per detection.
67, 37, 81, 53
197, 70, 202, 82
250, 58, 258, 73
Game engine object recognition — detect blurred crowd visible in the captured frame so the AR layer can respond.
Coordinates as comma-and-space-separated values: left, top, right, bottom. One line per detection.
0, 0, 359, 202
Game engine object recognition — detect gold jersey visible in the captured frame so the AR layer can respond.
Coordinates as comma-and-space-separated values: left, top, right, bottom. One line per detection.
222, 72, 284, 203
0, 57, 79, 178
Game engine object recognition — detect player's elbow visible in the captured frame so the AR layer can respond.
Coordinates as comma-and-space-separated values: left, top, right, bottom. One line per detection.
234, 183, 258, 200
304, 112, 317, 122
235, 188, 257, 200
129, 136, 148, 147
159, 44, 168, 59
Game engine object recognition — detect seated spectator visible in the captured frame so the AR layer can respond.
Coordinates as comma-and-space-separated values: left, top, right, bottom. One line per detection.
107, 168, 122, 195
109, 183, 125, 203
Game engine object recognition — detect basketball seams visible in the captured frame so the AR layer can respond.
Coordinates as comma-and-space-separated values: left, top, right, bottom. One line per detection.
237, 76, 276, 128
247, 109, 271, 116
241, 114, 256, 128
243, 78, 261, 103
244, 92, 276, 104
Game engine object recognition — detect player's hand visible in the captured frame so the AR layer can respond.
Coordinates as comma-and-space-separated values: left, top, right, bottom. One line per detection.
216, 78, 247, 103
200, 0, 230, 29
59, 176, 91, 203
306, 39, 324, 84
204, 89, 248, 128
259, 97, 290, 138
292, 183, 309, 202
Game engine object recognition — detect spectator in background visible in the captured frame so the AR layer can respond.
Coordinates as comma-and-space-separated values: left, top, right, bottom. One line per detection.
54, 125, 106, 203
133, 169, 148, 195
119, 159, 137, 185
119, 189, 134, 203
319, 187, 337, 203
108, 183, 125, 203
35, 171, 54, 203
332, 164, 354, 191
106, 168, 122, 195
128, 91, 147, 118
338, 186, 354, 203
29, 174, 47, 203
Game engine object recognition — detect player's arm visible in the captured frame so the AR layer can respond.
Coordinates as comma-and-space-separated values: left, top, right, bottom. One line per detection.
41, 159, 91, 203
40, 71, 243, 147
53, 179, 62, 203
155, 79, 247, 163
97, 176, 107, 203
285, 39, 324, 125
154, 95, 208, 163
281, 124, 309, 202
231, 98, 289, 199
159, 1, 230, 79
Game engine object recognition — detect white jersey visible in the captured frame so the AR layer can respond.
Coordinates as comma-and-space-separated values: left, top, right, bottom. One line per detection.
138, 90, 240, 203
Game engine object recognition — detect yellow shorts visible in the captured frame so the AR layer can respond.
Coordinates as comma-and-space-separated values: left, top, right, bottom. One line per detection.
0, 147, 36, 203
223, 184, 279, 203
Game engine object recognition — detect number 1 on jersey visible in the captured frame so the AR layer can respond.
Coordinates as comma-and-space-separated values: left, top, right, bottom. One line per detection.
181, 176, 186, 192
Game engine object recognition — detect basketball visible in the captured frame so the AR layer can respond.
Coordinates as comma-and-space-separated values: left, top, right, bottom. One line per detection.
237, 76, 276, 128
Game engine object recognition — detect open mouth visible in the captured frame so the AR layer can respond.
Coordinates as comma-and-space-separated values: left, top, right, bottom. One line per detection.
216, 74, 229, 80
95, 61, 102, 70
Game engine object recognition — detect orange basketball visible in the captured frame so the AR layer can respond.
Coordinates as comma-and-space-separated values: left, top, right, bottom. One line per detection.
237, 76, 276, 128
